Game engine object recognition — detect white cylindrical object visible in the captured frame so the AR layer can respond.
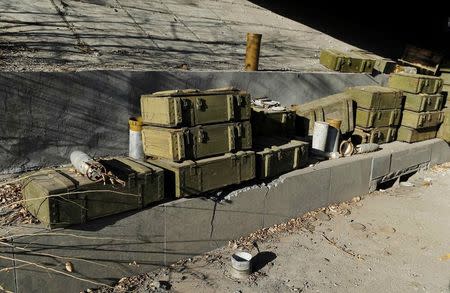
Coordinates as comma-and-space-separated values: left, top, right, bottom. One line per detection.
70, 151, 93, 175
230, 251, 252, 278
129, 130, 144, 160
356, 143, 379, 154
70, 151, 105, 181
312, 121, 329, 152
325, 126, 340, 153
129, 117, 144, 160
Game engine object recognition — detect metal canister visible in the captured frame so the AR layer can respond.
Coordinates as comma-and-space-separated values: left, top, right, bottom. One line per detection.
129, 117, 144, 160
312, 121, 329, 152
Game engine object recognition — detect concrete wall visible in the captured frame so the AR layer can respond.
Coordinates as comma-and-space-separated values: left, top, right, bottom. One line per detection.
0, 71, 380, 174
1, 139, 450, 293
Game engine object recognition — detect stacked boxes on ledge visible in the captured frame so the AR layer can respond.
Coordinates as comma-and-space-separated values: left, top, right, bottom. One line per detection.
140, 88, 255, 197
388, 73, 444, 143
251, 98, 309, 179
346, 86, 403, 144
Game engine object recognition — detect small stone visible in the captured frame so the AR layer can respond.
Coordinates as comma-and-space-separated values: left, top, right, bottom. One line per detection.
351, 196, 361, 203
350, 222, 366, 231
65, 261, 74, 273
423, 178, 433, 186
151, 281, 161, 289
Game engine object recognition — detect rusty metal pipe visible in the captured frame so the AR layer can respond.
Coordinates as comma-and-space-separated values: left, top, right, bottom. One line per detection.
245, 33, 262, 71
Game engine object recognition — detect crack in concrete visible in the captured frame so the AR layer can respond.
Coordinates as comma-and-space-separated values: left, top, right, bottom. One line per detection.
48, 0, 96, 54
114, 0, 160, 50
157, 1, 216, 55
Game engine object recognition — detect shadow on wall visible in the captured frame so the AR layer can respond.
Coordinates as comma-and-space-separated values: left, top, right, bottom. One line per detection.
247, 2, 450, 59
0, 71, 378, 174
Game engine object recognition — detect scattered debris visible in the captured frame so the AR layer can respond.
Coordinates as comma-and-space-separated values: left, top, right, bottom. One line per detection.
65, 261, 74, 273
400, 181, 415, 187
423, 178, 433, 186
0, 183, 38, 226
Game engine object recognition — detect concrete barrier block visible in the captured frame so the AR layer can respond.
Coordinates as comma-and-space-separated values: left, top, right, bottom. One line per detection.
214, 187, 265, 240
328, 156, 372, 203
429, 139, 450, 166
12, 207, 166, 293
370, 149, 392, 180
385, 141, 432, 173
263, 167, 331, 227
164, 198, 219, 264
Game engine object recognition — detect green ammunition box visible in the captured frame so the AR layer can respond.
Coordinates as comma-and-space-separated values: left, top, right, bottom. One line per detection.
140, 88, 251, 127
291, 93, 354, 136
254, 137, 309, 179
403, 92, 444, 112
142, 121, 252, 161
355, 108, 401, 128
401, 110, 444, 129
397, 126, 437, 143
147, 151, 255, 198
346, 85, 403, 110
320, 49, 375, 73
388, 73, 443, 94
251, 107, 296, 138
351, 126, 397, 145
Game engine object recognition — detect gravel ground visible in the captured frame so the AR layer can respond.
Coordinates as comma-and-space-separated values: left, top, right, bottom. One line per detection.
90, 163, 450, 293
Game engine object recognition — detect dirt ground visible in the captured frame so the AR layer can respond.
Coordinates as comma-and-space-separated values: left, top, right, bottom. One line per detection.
92, 163, 450, 293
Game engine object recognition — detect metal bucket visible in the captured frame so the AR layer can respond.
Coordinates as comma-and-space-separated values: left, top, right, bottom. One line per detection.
230, 251, 252, 278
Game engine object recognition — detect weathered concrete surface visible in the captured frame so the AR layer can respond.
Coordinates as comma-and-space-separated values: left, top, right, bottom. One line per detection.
124, 165, 450, 293
1, 139, 449, 293
0, 0, 358, 72
0, 70, 380, 174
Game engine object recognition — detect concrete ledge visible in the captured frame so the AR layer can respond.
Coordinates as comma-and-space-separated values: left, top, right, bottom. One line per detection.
1, 139, 449, 292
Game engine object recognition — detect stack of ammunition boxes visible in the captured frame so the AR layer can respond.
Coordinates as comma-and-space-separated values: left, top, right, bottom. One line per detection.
251, 98, 309, 179
140, 88, 255, 197
346, 86, 404, 144
388, 73, 444, 143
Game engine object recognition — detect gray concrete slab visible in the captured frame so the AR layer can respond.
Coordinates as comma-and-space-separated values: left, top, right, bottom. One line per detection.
370, 149, 392, 180
428, 139, 450, 166
384, 141, 433, 174
328, 156, 372, 203
0, 244, 15, 292
0, 70, 379, 174
9, 207, 166, 293
0, 0, 357, 71
263, 167, 330, 227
